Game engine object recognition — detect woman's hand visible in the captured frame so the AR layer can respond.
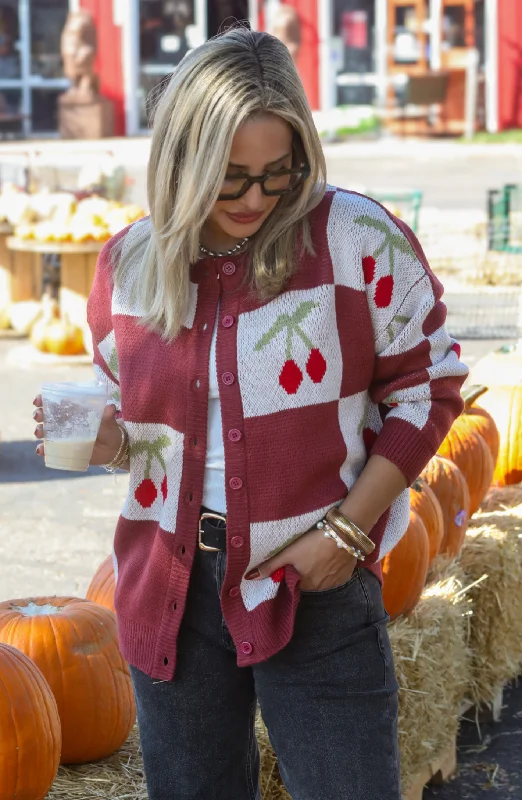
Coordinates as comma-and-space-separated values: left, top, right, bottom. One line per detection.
245, 527, 357, 591
33, 395, 125, 467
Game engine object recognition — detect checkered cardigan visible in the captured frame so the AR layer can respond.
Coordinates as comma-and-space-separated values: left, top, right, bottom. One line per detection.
87, 186, 468, 681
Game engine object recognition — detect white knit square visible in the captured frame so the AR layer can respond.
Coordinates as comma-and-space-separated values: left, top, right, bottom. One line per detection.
97, 329, 119, 380
241, 502, 340, 611
384, 386, 431, 431
337, 391, 369, 491
113, 218, 198, 328
327, 188, 367, 291
122, 422, 184, 533
93, 363, 121, 410
237, 284, 342, 418
379, 490, 411, 557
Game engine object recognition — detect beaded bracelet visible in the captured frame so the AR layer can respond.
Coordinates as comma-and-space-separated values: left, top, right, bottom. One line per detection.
102, 424, 129, 474
325, 508, 375, 557
316, 519, 365, 561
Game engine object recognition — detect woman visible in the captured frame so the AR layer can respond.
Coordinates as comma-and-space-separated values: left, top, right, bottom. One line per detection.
34, 27, 467, 800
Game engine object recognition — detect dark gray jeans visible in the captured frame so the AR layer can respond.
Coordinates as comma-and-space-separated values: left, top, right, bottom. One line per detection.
130, 546, 401, 800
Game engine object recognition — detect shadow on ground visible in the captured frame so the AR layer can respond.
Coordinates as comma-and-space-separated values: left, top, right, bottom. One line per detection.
0, 440, 110, 483
425, 680, 522, 798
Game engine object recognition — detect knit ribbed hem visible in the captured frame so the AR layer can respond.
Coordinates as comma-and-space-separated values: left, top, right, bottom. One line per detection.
116, 615, 161, 680
371, 417, 438, 486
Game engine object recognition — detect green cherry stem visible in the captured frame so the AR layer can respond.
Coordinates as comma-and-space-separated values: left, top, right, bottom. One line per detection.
293, 324, 314, 350
285, 327, 293, 360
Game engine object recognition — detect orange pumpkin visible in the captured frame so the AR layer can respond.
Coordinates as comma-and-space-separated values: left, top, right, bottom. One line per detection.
437, 426, 494, 515
44, 315, 85, 356
421, 455, 470, 557
470, 345, 522, 387
0, 642, 61, 800
0, 597, 135, 765
382, 509, 430, 620
86, 555, 116, 613
453, 385, 500, 467
410, 478, 444, 566
475, 385, 522, 486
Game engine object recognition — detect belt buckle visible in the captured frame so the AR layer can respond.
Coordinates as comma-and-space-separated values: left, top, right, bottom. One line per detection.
198, 512, 227, 552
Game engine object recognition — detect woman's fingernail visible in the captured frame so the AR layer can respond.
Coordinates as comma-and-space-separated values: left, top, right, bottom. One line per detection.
245, 569, 260, 580
33, 410, 38, 420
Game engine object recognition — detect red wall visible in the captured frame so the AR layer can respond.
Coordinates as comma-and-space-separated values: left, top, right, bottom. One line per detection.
497, 0, 522, 130
80, 0, 125, 135
285, 0, 320, 110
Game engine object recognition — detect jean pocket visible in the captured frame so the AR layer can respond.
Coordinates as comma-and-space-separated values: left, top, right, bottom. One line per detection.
299, 568, 360, 597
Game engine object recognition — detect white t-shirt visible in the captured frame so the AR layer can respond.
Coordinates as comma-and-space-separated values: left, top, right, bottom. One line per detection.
202, 304, 226, 513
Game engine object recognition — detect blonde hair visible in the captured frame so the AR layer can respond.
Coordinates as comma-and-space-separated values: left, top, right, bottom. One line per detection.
114, 26, 327, 340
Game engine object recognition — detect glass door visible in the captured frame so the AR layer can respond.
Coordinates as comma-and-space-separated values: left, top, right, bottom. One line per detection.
0, 0, 70, 137
28, 0, 70, 133
333, 0, 377, 106
136, 0, 206, 131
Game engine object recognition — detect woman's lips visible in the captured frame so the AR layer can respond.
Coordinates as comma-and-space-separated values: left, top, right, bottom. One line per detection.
225, 211, 264, 224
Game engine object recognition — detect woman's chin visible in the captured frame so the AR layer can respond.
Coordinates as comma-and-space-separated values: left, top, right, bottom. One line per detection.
220, 218, 266, 241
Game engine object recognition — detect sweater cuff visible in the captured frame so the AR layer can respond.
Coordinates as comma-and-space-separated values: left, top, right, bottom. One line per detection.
370, 417, 437, 486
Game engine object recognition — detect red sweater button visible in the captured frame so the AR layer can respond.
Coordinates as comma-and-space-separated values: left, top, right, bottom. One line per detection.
222, 262, 236, 276
222, 372, 235, 386
230, 536, 244, 548
241, 641, 253, 655
229, 477, 243, 490
228, 586, 240, 598
228, 428, 242, 442
222, 314, 235, 328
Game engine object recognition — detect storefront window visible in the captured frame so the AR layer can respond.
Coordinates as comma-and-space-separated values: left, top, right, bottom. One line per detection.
0, 1, 21, 79
138, 0, 195, 128
31, 88, 61, 132
30, 0, 68, 79
442, 7, 465, 49
333, 0, 376, 106
0, 87, 22, 136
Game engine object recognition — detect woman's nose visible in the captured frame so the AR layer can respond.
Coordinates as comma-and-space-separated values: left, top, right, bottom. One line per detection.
241, 181, 264, 210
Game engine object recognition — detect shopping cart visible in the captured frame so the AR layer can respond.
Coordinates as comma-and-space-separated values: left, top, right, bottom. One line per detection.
371, 189, 423, 234
488, 184, 522, 254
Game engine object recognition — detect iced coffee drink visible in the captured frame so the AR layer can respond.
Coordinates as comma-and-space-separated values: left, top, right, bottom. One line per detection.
41, 381, 108, 471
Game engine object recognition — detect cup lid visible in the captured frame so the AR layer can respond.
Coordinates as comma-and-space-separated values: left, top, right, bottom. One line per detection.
41, 381, 108, 397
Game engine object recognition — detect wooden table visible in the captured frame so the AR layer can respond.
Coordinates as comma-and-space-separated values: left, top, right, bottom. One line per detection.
0, 223, 15, 311
5, 237, 103, 340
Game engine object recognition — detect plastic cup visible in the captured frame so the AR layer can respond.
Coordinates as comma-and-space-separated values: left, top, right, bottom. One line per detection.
41, 381, 108, 472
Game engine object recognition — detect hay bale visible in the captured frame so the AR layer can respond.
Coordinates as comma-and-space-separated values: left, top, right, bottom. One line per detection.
458, 505, 522, 708
391, 567, 471, 791
46, 725, 147, 799
256, 713, 291, 800
480, 485, 522, 512
255, 566, 471, 799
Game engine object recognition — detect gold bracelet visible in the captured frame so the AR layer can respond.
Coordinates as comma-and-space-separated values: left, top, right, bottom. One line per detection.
102, 424, 129, 474
316, 520, 365, 561
325, 508, 375, 557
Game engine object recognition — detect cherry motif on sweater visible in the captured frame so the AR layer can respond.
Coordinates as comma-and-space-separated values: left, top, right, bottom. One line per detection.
279, 359, 303, 394
375, 275, 394, 308
254, 301, 327, 395
132, 434, 171, 509
356, 214, 415, 309
362, 255, 376, 283
135, 478, 157, 508
451, 342, 461, 358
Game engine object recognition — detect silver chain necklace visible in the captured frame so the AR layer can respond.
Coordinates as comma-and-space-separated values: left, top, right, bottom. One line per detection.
199, 237, 250, 259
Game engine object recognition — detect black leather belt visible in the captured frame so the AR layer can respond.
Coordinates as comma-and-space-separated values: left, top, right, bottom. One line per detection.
198, 506, 227, 552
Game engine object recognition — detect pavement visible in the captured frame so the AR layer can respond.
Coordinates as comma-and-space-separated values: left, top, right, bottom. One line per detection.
0, 135, 521, 211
